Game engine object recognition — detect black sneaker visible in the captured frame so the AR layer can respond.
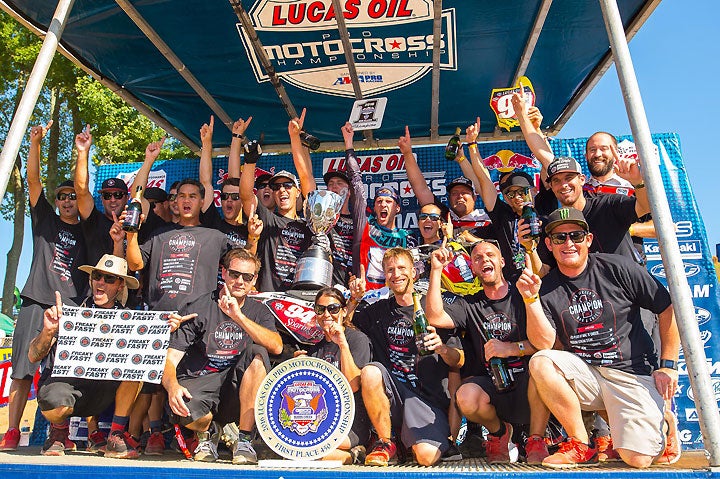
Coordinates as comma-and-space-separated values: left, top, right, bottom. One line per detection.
442, 443, 463, 462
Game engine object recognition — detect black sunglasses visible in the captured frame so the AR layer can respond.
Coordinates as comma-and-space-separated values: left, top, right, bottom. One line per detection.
227, 269, 255, 282
550, 231, 588, 245
255, 182, 270, 189
56, 192, 77, 201
504, 188, 529, 199
220, 193, 241, 201
167, 193, 177, 201
269, 181, 295, 191
471, 238, 501, 249
418, 213, 441, 221
314, 303, 343, 315
91, 270, 120, 284
102, 191, 127, 200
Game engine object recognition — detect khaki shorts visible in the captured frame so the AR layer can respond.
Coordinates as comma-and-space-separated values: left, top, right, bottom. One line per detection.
534, 350, 665, 456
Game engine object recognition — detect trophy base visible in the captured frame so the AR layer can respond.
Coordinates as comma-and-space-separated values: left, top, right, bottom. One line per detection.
292, 249, 334, 292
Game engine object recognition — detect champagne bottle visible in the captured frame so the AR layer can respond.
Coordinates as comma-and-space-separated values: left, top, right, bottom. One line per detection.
522, 203, 541, 240
444, 127, 462, 161
475, 318, 515, 393
412, 292, 433, 356
299, 131, 321, 150
122, 185, 143, 232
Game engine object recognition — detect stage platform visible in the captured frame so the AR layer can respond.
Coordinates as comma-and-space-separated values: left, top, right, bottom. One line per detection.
0, 448, 716, 479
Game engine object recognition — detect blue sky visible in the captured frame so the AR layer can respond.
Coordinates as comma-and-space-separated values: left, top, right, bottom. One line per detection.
0, 0, 715, 289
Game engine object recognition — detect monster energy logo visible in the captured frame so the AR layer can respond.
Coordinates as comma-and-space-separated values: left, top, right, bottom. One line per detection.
559, 208, 571, 220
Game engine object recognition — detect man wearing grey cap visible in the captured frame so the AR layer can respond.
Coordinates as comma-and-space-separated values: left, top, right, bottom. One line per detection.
1, 122, 88, 451
516, 207, 680, 468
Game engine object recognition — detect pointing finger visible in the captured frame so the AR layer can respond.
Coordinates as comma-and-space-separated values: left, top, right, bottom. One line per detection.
55, 291, 62, 310
209, 115, 214, 128
359, 263, 366, 282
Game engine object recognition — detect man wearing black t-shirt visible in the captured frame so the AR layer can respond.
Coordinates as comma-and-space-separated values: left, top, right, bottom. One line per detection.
352, 248, 461, 466
125, 179, 231, 311
1, 123, 88, 452
239, 139, 313, 291
517, 208, 680, 469
162, 249, 282, 464
426, 240, 540, 464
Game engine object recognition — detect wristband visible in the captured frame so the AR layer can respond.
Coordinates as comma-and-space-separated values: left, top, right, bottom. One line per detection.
232, 133, 245, 140
634, 182, 645, 189
523, 294, 539, 304
517, 341, 526, 357
247, 235, 260, 242
659, 359, 678, 370
469, 143, 478, 151
628, 225, 635, 237
456, 155, 466, 164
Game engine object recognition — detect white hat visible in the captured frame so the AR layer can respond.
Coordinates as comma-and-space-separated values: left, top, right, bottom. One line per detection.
79, 254, 139, 306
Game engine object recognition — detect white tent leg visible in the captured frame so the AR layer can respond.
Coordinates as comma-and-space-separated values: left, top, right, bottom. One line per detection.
0, 0, 75, 200
600, 0, 720, 465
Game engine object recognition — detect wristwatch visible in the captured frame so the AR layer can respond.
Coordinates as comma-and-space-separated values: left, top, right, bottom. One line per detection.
659, 359, 678, 370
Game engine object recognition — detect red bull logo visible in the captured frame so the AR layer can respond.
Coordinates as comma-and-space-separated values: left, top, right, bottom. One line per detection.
483, 150, 538, 173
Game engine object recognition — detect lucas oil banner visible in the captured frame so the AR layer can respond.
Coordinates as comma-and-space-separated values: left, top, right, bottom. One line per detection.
97, 132, 719, 450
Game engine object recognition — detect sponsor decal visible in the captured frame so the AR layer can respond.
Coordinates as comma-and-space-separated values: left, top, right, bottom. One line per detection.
255, 357, 354, 460
695, 306, 711, 325
686, 377, 720, 402
645, 240, 703, 261
650, 262, 700, 278
489, 77, 536, 131
684, 408, 699, 422
679, 429, 693, 442
168, 233, 196, 253
237, 0, 457, 97
482, 150, 538, 173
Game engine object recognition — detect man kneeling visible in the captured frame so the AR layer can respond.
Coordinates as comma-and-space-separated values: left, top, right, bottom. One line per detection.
162, 248, 282, 464
30, 255, 143, 458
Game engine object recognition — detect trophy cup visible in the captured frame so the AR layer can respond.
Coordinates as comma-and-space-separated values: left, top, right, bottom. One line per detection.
291, 189, 345, 293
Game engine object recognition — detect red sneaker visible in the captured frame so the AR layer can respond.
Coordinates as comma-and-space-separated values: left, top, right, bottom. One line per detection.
595, 435, 621, 462
41, 425, 70, 456
485, 422, 516, 464
525, 434, 549, 465
87, 429, 107, 453
144, 431, 165, 456
365, 439, 398, 466
542, 437, 598, 469
654, 410, 681, 465
105, 431, 140, 459
0, 428, 20, 451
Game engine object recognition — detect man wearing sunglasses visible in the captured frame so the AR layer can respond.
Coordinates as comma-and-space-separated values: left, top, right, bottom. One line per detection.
29, 255, 145, 458
516, 207, 680, 469
1, 122, 89, 452
254, 173, 276, 210
163, 248, 282, 463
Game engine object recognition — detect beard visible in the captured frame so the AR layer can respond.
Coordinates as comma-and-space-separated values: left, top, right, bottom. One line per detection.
588, 159, 614, 178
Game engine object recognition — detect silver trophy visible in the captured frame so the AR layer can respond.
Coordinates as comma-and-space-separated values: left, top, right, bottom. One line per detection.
292, 189, 345, 290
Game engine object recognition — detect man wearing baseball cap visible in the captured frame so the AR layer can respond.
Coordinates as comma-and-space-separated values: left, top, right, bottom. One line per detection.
516, 207, 680, 468
30, 254, 144, 458
1, 123, 88, 452
398, 125, 492, 242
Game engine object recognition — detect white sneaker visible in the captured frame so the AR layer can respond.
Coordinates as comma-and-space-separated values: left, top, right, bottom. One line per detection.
193, 434, 218, 463
232, 438, 258, 465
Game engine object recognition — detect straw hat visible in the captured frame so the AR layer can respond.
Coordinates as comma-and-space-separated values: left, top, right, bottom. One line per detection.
79, 254, 139, 306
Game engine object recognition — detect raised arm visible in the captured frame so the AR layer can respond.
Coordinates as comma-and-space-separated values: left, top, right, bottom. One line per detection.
289, 108, 316, 196
512, 93, 554, 177
228, 116, 253, 179
73, 124, 95, 219
131, 137, 165, 216
398, 126, 434, 206
467, 118, 499, 212
27, 121, 53, 207
343, 125, 369, 276
426, 244, 457, 329
239, 141, 261, 218
614, 149, 650, 218
199, 116, 216, 212
219, 285, 283, 355
515, 261, 555, 349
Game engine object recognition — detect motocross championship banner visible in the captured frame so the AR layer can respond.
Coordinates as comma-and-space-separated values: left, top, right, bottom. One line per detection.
97, 132, 719, 450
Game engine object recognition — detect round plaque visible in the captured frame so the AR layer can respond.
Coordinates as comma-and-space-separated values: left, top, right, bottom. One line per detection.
255, 356, 354, 461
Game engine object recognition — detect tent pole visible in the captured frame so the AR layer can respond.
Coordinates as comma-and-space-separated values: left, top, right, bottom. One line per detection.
429, 0, 442, 141
600, 0, 720, 465
0, 0, 75, 201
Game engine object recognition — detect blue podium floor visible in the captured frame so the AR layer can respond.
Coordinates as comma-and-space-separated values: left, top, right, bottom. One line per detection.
0, 448, 716, 479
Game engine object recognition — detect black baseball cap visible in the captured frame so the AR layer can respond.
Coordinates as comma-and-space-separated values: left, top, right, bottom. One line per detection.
499, 171, 534, 192
545, 207, 589, 234
100, 177, 129, 193
54, 179, 75, 194
144, 187, 167, 202
323, 170, 350, 185
447, 176, 476, 195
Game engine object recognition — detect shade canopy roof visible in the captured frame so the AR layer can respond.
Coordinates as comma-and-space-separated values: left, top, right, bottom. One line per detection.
1, 0, 658, 153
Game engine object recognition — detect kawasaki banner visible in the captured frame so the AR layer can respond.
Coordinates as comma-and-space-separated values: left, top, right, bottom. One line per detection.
98, 132, 719, 450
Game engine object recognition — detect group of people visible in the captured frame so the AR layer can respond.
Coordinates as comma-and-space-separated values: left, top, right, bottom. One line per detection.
0, 93, 681, 469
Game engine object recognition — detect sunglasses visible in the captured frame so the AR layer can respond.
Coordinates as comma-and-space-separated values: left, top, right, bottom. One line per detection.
269, 181, 295, 191
504, 188, 529, 199
549, 230, 588, 245
418, 213, 441, 221
255, 182, 270, 189
102, 191, 127, 200
314, 303, 343, 315
91, 271, 120, 284
472, 238, 501, 249
56, 192, 77, 201
226, 269, 255, 282
220, 193, 241, 201
168, 193, 177, 201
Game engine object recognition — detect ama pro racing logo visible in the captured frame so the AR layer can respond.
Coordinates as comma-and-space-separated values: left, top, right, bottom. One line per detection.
238, 0, 457, 97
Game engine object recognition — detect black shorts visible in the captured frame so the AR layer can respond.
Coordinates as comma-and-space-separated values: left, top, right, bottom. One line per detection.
171, 350, 254, 426
462, 372, 530, 425
368, 362, 450, 453
37, 375, 119, 417
11, 300, 47, 379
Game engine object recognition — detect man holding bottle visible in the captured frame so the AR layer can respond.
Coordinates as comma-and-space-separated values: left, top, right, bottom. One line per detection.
350, 247, 461, 467
425, 239, 540, 464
